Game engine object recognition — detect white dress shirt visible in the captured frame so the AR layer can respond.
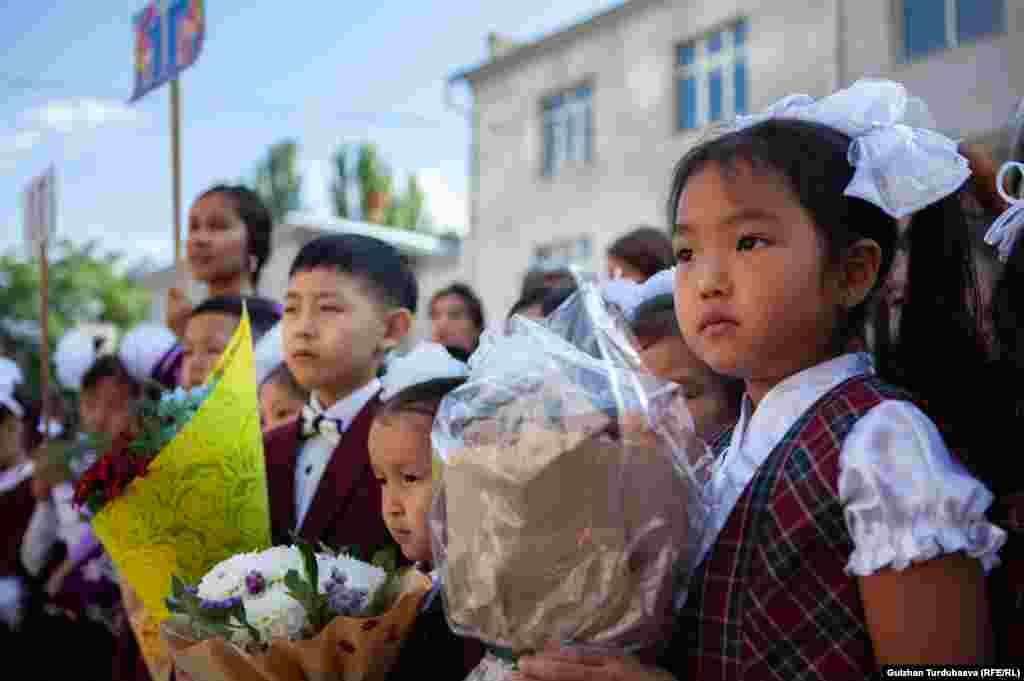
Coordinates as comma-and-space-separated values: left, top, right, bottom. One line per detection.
294, 379, 381, 531
700, 353, 1005, 576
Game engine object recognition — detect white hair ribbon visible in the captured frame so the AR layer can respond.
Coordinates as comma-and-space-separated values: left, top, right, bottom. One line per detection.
0, 358, 25, 418
985, 161, 1024, 263
379, 342, 469, 403
733, 79, 970, 219
600, 267, 677, 321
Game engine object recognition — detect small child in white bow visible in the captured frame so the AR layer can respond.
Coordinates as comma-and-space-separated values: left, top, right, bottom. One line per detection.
367, 342, 483, 679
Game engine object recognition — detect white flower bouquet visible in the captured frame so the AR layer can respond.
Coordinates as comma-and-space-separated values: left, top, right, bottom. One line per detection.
162, 542, 431, 681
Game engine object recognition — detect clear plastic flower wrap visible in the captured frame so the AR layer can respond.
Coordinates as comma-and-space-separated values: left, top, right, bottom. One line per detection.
430, 270, 714, 675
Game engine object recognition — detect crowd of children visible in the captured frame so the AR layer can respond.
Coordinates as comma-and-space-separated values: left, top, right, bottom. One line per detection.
1, 78, 1022, 681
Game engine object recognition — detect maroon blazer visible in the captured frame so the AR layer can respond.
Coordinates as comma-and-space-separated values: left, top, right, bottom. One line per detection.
263, 398, 394, 557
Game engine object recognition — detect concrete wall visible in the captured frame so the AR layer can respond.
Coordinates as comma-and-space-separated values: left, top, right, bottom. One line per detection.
465, 0, 842, 324
841, 0, 1024, 143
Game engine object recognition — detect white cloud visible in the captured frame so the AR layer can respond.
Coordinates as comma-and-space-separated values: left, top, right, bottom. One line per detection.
417, 169, 467, 233
22, 98, 144, 135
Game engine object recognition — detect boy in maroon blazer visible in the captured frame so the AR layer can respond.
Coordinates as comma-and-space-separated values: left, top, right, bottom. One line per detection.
263, 234, 416, 557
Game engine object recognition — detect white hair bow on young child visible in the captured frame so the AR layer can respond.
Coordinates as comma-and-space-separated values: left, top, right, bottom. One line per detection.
379, 342, 469, 403
0, 357, 24, 418
733, 79, 970, 220
54, 329, 99, 392
984, 161, 1024, 263
601, 267, 677, 321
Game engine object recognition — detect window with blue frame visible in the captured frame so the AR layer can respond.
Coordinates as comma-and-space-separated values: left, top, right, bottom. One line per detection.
542, 84, 593, 177
676, 19, 749, 132
902, 0, 1005, 61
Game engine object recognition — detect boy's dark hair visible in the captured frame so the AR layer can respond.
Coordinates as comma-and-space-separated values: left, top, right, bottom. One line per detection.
541, 285, 578, 317
667, 117, 987, 458
630, 294, 680, 340
289, 234, 418, 313
189, 295, 282, 340
508, 286, 551, 320
607, 227, 675, 280
430, 283, 486, 332
378, 377, 467, 420
196, 185, 273, 286
261, 362, 310, 400
81, 355, 140, 396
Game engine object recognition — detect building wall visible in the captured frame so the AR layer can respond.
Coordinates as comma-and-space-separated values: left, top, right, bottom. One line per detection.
841, 0, 1024, 144
466, 0, 842, 323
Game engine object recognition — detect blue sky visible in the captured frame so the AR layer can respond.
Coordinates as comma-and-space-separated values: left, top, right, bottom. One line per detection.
0, 0, 613, 268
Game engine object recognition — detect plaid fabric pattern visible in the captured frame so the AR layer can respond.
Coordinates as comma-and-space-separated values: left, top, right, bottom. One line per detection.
679, 375, 913, 681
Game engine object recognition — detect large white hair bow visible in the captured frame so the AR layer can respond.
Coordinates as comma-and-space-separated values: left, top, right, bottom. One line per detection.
379, 342, 469, 403
54, 330, 98, 391
118, 323, 178, 385
0, 357, 25, 418
600, 267, 677, 321
985, 161, 1024, 262
733, 79, 969, 219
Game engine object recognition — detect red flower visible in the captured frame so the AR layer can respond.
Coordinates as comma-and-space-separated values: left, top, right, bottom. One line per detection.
72, 432, 154, 512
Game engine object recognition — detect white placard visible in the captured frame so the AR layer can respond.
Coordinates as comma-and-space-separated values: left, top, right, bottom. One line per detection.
23, 166, 57, 247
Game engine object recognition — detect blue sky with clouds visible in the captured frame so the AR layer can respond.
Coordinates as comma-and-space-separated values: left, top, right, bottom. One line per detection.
0, 0, 612, 267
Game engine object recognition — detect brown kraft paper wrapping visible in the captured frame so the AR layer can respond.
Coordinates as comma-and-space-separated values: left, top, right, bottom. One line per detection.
442, 380, 690, 653
162, 570, 431, 681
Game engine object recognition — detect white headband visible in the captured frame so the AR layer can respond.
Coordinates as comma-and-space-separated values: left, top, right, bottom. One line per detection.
0, 358, 24, 418
985, 161, 1024, 262
733, 79, 970, 219
601, 267, 676, 321
379, 342, 469, 403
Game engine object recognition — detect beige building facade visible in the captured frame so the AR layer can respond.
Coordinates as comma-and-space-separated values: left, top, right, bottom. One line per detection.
451, 0, 1023, 324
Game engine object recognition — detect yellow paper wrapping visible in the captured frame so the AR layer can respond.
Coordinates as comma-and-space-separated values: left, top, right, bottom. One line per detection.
93, 311, 272, 623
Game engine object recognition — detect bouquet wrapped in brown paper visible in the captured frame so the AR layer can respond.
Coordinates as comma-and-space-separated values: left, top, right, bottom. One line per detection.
160, 543, 431, 681
431, 270, 713, 680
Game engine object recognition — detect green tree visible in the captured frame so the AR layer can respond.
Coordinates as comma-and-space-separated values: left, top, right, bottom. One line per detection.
0, 239, 152, 390
331, 142, 432, 230
330, 147, 351, 220
253, 140, 302, 224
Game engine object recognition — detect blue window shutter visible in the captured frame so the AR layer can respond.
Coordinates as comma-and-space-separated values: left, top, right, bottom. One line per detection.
734, 58, 748, 116
957, 0, 1004, 45
709, 68, 723, 122
678, 76, 697, 130
903, 0, 947, 59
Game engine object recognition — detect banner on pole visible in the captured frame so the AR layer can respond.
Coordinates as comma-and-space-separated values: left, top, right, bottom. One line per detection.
130, 0, 205, 103
23, 166, 57, 247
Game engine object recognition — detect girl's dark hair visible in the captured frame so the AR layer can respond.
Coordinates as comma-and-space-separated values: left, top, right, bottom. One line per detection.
189, 295, 282, 340
196, 185, 273, 286
430, 283, 486, 332
81, 355, 141, 396
261, 362, 310, 400
630, 294, 680, 340
378, 377, 467, 420
667, 118, 987, 457
607, 227, 675, 280
541, 285, 578, 317
508, 286, 551, 320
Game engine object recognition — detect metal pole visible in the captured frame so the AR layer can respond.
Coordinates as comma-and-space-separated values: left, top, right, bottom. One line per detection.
171, 77, 183, 267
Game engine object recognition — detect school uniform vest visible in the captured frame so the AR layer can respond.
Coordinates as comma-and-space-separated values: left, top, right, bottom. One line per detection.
264, 398, 395, 557
672, 374, 914, 681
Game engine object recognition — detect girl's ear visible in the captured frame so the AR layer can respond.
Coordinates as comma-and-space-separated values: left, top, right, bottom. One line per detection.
839, 238, 883, 309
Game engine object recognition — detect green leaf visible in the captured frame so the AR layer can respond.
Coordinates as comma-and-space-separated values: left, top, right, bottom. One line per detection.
371, 545, 398, 575
297, 540, 319, 590
231, 601, 261, 643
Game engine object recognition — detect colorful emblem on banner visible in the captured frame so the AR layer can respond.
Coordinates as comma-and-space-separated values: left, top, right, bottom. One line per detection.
130, 0, 205, 103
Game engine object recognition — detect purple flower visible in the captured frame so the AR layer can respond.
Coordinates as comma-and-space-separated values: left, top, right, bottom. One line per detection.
326, 570, 369, 616
245, 571, 266, 596
200, 596, 242, 610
